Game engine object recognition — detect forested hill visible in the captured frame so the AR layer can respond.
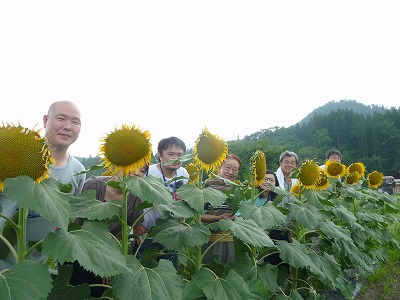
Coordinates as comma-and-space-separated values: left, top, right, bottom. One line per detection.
77, 100, 400, 179
227, 100, 400, 178
299, 99, 389, 125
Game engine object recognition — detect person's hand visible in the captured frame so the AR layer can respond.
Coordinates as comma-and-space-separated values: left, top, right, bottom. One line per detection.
219, 212, 235, 220
132, 224, 148, 245
133, 224, 148, 236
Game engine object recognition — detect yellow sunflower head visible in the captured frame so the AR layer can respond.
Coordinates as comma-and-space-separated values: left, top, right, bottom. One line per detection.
251, 150, 267, 186
99, 124, 152, 176
345, 172, 362, 184
315, 170, 330, 191
367, 171, 384, 189
185, 163, 199, 184
0, 123, 53, 191
291, 182, 302, 196
325, 161, 347, 178
297, 160, 319, 189
347, 162, 366, 177
193, 127, 228, 173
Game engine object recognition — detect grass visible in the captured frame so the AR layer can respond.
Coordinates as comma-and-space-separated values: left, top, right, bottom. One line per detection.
356, 196, 400, 300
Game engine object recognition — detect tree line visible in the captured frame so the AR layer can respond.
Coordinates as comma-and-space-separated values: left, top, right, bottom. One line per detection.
78, 105, 400, 180
228, 107, 400, 179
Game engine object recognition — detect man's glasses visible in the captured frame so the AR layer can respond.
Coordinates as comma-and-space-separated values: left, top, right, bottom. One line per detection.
223, 166, 239, 174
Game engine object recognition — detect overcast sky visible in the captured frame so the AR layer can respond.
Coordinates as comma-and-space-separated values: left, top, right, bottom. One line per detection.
1, 1, 399, 158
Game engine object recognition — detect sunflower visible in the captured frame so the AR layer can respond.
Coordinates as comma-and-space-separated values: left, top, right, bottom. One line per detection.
251, 150, 267, 186
185, 163, 199, 184
297, 160, 319, 189
367, 171, 384, 189
345, 172, 361, 184
315, 170, 330, 191
0, 123, 53, 191
193, 127, 228, 173
99, 124, 152, 176
325, 161, 347, 178
347, 162, 366, 177
291, 182, 302, 196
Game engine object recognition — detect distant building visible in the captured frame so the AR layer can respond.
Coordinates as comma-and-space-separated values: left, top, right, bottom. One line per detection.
393, 179, 400, 194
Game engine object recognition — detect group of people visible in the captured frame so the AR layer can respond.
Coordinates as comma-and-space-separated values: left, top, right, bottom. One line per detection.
0, 100, 343, 296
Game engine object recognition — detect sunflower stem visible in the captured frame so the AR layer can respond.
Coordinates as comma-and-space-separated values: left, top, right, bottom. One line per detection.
121, 185, 129, 256
0, 234, 18, 261
17, 207, 28, 262
195, 170, 204, 271
291, 213, 301, 290
251, 176, 256, 205
0, 213, 19, 232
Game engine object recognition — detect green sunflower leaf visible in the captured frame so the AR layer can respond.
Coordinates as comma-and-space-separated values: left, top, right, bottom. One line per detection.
155, 200, 198, 219
0, 260, 53, 300
150, 218, 211, 250
288, 203, 322, 229
238, 201, 286, 230
219, 218, 274, 248
309, 251, 341, 287
233, 252, 278, 292
4, 176, 70, 231
332, 205, 356, 225
69, 189, 121, 220
176, 184, 226, 213
248, 279, 274, 300
182, 281, 206, 300
276, 239, 324, 279
123, 175, 173, 205
42, 221, 127, 277
112, 256, 183, 300
275, 289, 303, 300
192, 268, 253, 300
333, 239, 373, 273
319, 220, 353, 242
47, 264, 90, 300
357, 211, 388, 225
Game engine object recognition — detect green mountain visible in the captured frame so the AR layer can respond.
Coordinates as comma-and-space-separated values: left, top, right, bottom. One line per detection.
299, 99, 389, 125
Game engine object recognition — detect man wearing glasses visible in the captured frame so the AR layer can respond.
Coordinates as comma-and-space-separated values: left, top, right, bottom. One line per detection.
201, 154, 242, 264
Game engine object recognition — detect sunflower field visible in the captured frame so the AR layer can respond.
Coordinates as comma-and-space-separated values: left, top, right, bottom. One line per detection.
0, 124, 399, 300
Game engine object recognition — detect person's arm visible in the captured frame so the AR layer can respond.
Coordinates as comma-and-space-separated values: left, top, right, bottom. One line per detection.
201, 212, 234, 223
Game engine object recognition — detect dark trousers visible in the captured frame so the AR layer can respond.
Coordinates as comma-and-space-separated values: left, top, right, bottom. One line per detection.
132, 238, 178, 270
265, 229, 289, 267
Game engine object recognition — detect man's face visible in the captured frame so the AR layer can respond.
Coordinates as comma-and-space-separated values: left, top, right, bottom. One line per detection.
280, 156, 297, 177
328, 154, 341, 163
218, 158, 240, 181
43, 102, 81, 150
159, 144, 184, 172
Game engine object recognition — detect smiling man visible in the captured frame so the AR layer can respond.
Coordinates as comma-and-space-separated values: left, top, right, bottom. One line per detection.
43, 100, 85, 196
134, 136, 189, 269
275, 150, 299, 192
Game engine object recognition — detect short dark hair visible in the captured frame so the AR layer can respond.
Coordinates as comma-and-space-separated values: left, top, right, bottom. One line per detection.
326, 149, 342, 160
157, 137, 186, 154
